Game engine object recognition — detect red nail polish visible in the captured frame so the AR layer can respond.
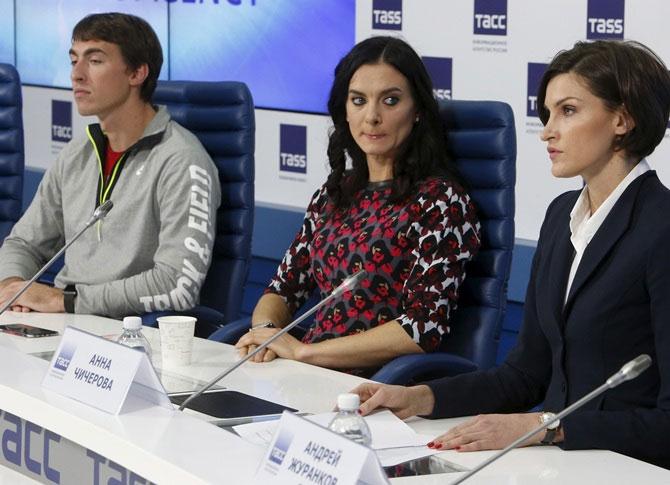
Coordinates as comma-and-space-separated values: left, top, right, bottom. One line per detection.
435, 443, 443, 449
454, 446, 461, 450
427, 442, 434, 448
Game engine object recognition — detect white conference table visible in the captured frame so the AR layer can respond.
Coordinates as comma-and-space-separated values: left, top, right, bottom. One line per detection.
0, 312, 669, 484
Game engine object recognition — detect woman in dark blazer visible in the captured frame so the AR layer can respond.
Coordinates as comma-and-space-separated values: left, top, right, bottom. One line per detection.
352, 39, 670, 469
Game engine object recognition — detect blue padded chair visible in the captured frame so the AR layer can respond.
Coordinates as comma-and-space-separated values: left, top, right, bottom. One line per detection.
0, 64, 24, 241
142, 81, 255, 338
210, 100, 515, 384
371, 100, 516, 383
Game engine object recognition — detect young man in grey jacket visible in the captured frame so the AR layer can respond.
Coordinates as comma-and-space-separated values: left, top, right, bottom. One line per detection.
0, 13, 220, 318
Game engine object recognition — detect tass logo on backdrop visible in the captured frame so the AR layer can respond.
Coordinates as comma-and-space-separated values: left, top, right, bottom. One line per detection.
586, 0, 624, 39
474, 0, 507, 36
527, 63, 548, 118
423, 57, 453, 101
372, 0, 402, 30
51, 100, 72, 143
279, 124, 307, 174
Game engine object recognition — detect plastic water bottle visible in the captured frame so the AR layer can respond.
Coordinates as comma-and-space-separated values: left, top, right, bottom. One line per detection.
328, 393, 372, 447
116, 316, 152, 361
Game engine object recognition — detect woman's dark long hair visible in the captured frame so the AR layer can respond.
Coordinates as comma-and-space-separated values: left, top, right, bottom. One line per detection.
326, 36, 460, 208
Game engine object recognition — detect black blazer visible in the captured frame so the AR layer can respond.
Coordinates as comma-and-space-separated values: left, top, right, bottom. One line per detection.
427, 171, 670, 468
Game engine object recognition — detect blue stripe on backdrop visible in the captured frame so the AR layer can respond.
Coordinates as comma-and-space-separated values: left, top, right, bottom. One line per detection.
24, 168, 533, 365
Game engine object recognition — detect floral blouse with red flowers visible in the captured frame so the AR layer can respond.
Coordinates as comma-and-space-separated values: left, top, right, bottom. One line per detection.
265, 177, 481, 354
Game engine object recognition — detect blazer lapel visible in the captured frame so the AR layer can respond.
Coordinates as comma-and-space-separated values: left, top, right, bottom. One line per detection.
547, 217, 574, 331
533, 193, 575, 335
564, 172, 652, 311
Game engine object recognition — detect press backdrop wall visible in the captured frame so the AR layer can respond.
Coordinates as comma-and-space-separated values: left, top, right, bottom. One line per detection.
14, 0, 670, 361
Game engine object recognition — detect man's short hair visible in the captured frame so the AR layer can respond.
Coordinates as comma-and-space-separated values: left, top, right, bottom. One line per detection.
72, 13, 163, 102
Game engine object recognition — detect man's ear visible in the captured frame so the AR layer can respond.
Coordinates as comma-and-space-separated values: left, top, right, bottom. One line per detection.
128, 64, 149, 88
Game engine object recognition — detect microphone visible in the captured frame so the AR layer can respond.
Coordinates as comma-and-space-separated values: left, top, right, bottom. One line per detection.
606, 354, 652, 387
178, 270, 367, 411
449, 354, 653, 484
87, 200, 114, 226
0, 200, 114, 315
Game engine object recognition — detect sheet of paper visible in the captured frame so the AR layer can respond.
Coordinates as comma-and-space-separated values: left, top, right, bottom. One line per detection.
233, 418, 280, 447
234, 409, 441, 467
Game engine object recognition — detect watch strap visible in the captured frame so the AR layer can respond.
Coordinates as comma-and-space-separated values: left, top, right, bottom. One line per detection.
541, 427, 558, 445
63, 284, 77, 314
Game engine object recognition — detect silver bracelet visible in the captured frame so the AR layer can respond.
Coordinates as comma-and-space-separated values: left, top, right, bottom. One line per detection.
250, 321, 276, 331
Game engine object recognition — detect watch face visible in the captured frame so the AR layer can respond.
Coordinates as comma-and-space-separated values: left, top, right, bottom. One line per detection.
542, 412, 560, 430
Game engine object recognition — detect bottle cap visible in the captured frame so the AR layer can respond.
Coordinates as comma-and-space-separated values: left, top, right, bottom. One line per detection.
337, 393, 360, 411
122, 316, 142, 331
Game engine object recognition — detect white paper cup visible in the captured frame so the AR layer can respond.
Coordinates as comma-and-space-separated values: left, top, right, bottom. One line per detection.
157, 316, 196, 367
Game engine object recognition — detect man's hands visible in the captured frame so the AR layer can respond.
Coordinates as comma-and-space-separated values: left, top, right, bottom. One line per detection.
0, 277, 65, 313
351, 382, 435, 419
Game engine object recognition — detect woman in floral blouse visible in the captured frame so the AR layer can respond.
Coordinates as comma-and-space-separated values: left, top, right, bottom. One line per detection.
236, 36, 481, 374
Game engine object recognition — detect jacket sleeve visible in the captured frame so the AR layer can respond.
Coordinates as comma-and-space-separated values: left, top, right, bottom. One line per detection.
396, 182, 481, 352
559, 223, 670, 465
425, 199, 557, 418
0, 152, 66, 281
74, 150, 221, 318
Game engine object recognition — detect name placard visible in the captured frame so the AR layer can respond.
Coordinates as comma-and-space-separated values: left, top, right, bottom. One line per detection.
42, 326, 172, 415
255, 411, 389, 485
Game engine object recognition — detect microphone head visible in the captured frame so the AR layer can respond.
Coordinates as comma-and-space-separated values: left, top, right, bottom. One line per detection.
331, 270, 367, 297
607, 354, 652, 388
620, 354, 652, 382
93, 200, 114, 221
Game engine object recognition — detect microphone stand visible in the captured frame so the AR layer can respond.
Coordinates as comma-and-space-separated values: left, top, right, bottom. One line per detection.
178, 270, 368, 411
0, 200, 114, 315
450, 354, 653, 484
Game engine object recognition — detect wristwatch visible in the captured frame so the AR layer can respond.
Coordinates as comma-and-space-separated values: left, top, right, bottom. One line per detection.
63, 284, 77, 314
251, 321, 276, 330
539, 411, 560, 445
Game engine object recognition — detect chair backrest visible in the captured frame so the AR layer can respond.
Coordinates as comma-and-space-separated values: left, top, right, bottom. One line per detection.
153, 81, 255, 324
0, 64, 24, 241
439, 99, 516, 369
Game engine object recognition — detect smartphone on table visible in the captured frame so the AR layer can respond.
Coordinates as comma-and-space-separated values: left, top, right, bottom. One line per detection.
0, 324, 59, 338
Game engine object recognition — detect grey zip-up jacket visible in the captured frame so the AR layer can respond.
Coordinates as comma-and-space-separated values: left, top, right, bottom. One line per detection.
0, 106, 221, 318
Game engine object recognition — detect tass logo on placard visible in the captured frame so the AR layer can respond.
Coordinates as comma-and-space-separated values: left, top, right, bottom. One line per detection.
372, 0, 402, 30
53, 342, 76, 373
423, 57, 453, 101
269, 429, 293, 465
587, 0, 624, 39
52, 100, 72, 143
280, 124, 307, 174
474, 0, 507, 36
527, 63, 548, 118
